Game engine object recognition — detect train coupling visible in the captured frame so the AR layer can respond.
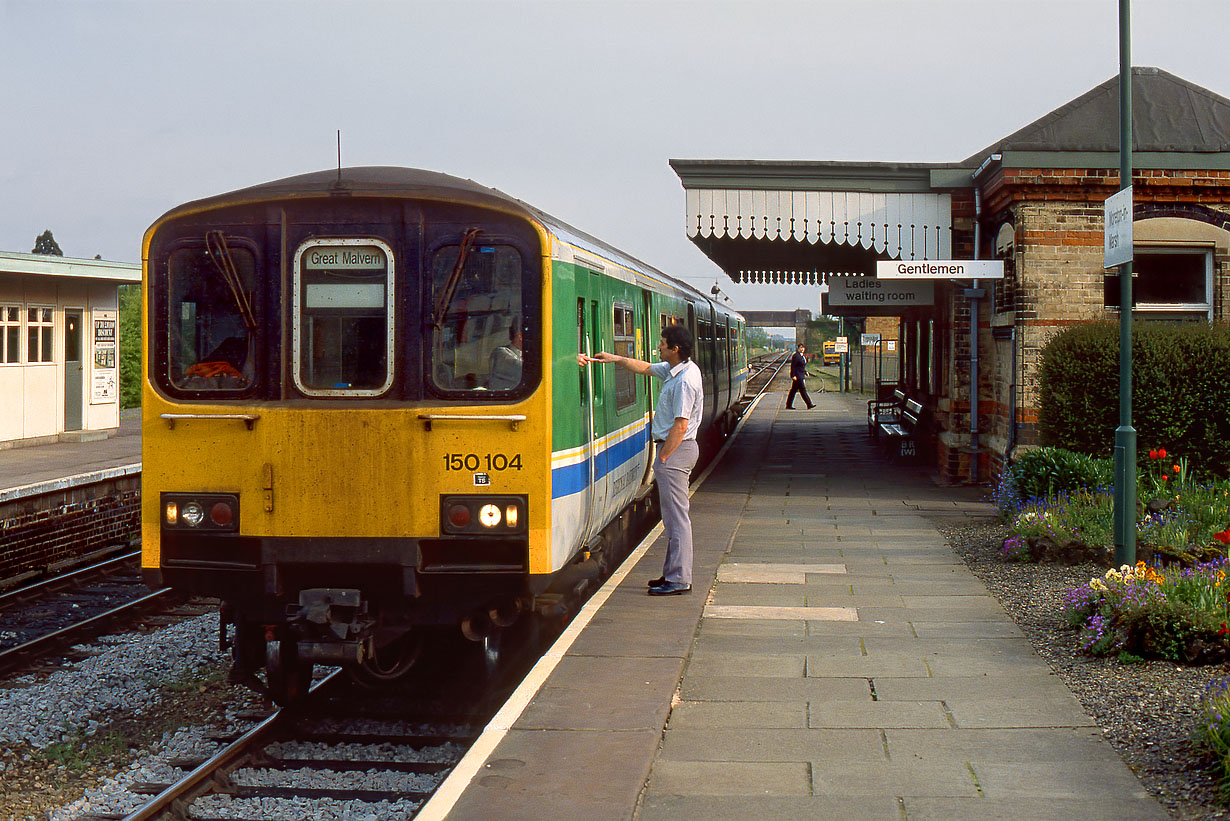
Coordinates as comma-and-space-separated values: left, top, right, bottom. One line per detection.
287, 588, 375, 665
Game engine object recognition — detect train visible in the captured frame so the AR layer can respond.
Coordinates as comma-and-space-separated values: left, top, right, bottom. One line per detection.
140, 167, 747, 702
822, 340, 840, 365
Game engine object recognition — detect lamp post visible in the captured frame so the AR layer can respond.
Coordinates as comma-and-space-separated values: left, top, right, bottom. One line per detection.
1112, 0, 1136, 566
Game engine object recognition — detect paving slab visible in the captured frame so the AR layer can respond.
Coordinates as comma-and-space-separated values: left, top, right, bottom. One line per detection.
434, 391, 1167, 820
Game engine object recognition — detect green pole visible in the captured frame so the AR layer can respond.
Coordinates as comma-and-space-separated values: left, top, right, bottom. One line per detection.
1112, 0, 1136, 566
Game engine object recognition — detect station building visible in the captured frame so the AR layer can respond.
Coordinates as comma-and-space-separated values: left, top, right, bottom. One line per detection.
672, 67, 1230, 483
0, 251, 140, 447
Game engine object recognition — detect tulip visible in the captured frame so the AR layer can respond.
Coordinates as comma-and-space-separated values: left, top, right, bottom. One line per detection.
1149, 449, 1159, 460
1173, 465, 1181, 473
1159, 448, 1168, 459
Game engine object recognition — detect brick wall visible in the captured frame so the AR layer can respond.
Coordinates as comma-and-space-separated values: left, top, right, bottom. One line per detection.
0, 476, 140, 584
966, 166, 1230, 484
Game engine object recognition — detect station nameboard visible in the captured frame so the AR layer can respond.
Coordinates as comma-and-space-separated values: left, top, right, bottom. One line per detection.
876, 260, 1003, 280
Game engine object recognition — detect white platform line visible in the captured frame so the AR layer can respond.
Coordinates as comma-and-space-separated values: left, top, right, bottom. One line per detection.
416, 394, 767, 820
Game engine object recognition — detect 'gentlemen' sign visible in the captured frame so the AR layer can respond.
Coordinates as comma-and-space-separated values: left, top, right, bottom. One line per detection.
876, 260, 1004, 280
1104, 186, 1133, 268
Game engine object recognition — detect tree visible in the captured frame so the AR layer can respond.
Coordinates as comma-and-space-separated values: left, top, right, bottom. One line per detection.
32, 230, 63, 256
118, 284, 142, 408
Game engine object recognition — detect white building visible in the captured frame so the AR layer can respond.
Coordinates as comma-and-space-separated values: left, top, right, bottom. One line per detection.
0, 251, 140, 446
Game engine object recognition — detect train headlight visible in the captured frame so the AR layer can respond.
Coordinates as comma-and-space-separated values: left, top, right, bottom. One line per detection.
478, 504, 501, 528
160, 493, 240, 532
440, 495, 527, 535
181, 502, 206, 527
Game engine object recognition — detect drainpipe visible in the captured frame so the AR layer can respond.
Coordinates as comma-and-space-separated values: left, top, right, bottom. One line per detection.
969, 187, 983, 484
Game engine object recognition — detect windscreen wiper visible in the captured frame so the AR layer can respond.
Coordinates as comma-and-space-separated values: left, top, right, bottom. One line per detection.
205, 231, 258, 332
431, 227, 481, 331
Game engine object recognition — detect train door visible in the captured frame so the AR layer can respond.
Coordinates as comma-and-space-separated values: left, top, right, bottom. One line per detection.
585, 282, 609, 540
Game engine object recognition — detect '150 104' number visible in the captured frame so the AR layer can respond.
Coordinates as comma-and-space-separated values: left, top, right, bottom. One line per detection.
443, 453, 523, 471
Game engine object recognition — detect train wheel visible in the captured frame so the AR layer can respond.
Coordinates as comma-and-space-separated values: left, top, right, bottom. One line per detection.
266, 637, 312, 706
349, 631, 424, 688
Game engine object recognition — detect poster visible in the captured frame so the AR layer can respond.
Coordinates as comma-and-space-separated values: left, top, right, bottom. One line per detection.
91, 310, 118, 404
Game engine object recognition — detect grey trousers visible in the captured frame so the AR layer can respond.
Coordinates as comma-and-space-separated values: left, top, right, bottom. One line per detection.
653, 439, 699, 585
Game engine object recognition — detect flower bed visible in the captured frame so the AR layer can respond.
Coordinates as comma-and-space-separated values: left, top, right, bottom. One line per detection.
995, 445, 1230, 802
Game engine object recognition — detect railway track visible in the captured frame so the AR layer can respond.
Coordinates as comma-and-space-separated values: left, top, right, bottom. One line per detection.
92, 629, 537, 821
0, 550, 183, 677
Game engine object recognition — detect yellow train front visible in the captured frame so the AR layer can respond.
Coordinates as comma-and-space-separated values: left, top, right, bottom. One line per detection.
141, 168, 558, 701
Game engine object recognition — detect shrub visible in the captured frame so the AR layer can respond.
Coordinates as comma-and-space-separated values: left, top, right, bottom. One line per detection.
1008, 446, 1112, 501
1038, 321, 1230, 479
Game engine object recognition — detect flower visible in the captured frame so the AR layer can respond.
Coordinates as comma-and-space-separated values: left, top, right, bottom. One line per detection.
1149, 449, 1159, 460
1214, 528, 1230, 546
1159, 448, 1168, 459
1090, 578, 1108, 592
1162, 474, 1169, 482
1173, 464, 1182, 473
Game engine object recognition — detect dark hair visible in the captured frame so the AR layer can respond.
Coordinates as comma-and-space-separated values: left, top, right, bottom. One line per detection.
661, 324, 694, 361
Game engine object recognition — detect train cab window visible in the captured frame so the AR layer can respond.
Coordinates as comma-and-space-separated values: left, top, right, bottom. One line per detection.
428, 243, 524, 395
167, 244, 257, 391
293, 239, 394, 396
613, 304, 636, 410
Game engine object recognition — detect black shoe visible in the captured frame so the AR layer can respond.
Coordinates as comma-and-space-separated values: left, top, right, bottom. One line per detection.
647, 581, 691, 596
807, 404, 815, 409
786, 405, 794, 410
647, 576, 668, 589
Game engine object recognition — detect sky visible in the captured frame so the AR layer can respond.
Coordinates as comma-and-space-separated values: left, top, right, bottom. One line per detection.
3, 0, 1229, 315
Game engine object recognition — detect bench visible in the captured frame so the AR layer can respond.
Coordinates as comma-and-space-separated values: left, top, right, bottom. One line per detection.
867, 388, 907, 438
878, 397, 926, 461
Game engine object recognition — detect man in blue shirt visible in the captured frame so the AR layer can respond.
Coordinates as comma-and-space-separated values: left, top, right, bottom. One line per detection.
587, 324, 702, 596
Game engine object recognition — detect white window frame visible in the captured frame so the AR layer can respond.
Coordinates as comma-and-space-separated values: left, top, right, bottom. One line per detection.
292, 238, 395, 397
1108, 246, 1214, 319
0, 304, 21, 365
26, 305, 55, 364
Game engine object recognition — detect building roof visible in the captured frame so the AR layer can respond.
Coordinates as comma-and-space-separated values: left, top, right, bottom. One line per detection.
963, 67, 1230, 163
0, 251, 140, 283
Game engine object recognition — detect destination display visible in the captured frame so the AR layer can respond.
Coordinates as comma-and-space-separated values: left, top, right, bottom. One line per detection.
302, 245, 386, 270
876, 260, 1003, 280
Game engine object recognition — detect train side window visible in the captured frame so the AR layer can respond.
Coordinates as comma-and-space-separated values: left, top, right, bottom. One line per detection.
292, 239, 394, 396
613, 303, 636, 411
167, 244, 257, 391
428, 243, 524, 394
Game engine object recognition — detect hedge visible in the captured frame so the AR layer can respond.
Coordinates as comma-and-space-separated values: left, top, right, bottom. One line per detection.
1037, 321, 1230, 479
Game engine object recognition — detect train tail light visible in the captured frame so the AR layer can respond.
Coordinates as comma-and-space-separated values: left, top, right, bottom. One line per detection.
440, 495, 527, 535
160, 493, 240, 531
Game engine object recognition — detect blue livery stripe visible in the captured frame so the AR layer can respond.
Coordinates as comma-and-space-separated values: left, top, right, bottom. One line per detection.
551, 425, 650, 499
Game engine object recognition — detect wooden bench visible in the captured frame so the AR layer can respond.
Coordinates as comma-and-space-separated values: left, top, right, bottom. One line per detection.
878, 397, 926, 461
867, 388, 907, 438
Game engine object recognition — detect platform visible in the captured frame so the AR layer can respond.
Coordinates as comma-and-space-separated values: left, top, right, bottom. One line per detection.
0, 408, 141, 500
422, 389, 1167, 820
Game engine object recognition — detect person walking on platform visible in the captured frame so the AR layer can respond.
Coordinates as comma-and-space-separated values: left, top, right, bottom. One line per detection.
786, 343, 815, 409
583, 324, 702, 596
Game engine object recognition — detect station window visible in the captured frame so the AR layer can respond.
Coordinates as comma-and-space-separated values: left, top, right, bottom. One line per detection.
1, 306, 20, 363
428, 241, 524, 395
294, 239, 394, 396
613, 304, 636, 410
27, 307, 53, 363
1104, 248, 1213, 318
168, 241, 257, 391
